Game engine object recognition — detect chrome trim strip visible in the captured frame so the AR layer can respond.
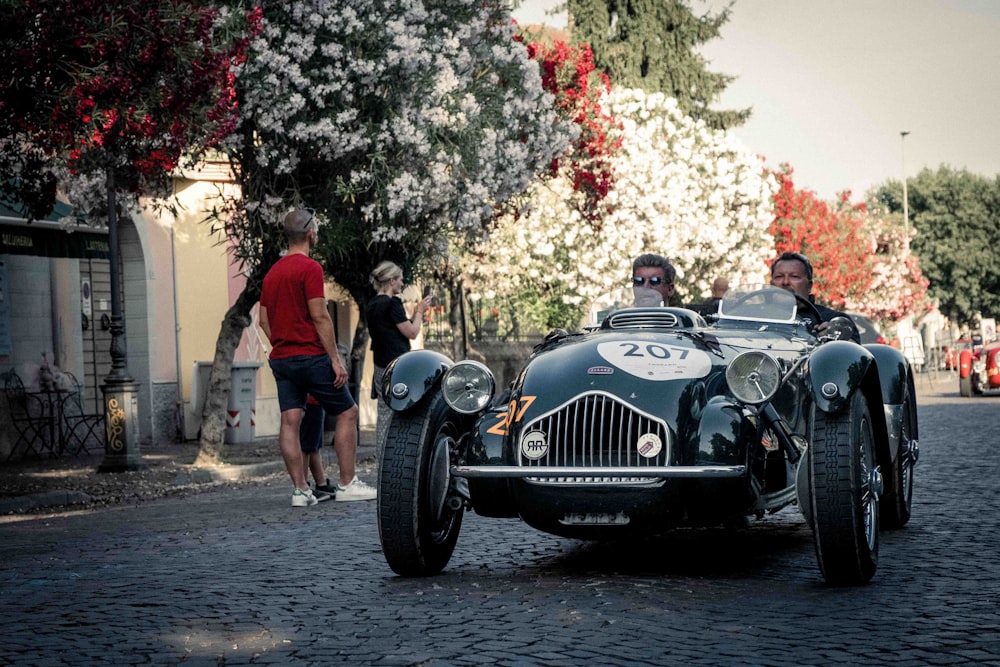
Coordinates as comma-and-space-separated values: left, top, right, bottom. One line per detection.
452, 465, 747, 479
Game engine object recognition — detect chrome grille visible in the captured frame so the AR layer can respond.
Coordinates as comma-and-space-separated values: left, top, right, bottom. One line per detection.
606, 311, 679, 329
519, 392, 671, 485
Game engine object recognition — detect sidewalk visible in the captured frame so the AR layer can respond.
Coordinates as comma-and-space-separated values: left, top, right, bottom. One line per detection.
0, 427, 378, 516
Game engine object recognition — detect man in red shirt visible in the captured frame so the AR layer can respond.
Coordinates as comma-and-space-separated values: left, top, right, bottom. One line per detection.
260, 208, 375, 507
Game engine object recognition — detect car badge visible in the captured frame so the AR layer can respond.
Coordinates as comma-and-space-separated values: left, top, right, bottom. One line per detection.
520, 431, 549, 460
636, 433, 662, 458
587, 366, 614, 375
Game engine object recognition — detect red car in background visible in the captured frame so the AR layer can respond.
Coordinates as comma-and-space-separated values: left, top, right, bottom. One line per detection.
958, 334, 1000, 396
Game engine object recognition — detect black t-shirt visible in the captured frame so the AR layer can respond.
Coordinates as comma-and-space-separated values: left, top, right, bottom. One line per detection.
367, 294, 411, 367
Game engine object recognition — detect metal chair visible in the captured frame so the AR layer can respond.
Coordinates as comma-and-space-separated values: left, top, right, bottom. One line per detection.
2, 369, 57, 461
57, 372, 104, 456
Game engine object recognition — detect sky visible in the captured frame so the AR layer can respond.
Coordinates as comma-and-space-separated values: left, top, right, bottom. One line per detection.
511, 0, 1000, 201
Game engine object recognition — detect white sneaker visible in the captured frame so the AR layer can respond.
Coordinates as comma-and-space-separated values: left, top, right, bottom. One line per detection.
336, 476, 377, 501
291, 488, 319, 507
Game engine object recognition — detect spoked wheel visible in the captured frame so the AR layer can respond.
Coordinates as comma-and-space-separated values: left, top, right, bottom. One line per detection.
809, 390, 882, 585
377, 390, 465, 577
882, 386, 918, 529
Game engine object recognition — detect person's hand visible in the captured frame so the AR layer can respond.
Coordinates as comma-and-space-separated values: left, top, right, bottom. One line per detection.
332, 360, 348, 388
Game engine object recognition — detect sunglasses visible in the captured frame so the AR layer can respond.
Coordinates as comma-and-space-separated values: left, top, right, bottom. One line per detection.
300, 207, 316, 231
632, 276, 667, 287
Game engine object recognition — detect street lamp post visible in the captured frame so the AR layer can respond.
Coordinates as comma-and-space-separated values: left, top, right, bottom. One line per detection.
900, 131, 910, 247
98, 166, 146, 472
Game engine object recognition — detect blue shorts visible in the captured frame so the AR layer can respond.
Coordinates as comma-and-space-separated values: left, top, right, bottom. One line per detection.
300, 402, 325, 453
268, 354, 356, 417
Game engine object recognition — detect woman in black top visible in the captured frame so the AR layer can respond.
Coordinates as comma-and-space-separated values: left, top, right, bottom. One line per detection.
367, 261, 431, 452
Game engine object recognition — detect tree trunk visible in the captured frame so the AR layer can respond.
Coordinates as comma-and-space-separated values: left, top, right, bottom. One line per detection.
194, 285, 259, 466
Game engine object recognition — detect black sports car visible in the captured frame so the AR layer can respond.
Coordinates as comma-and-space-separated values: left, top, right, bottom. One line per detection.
377, 286, 919, 585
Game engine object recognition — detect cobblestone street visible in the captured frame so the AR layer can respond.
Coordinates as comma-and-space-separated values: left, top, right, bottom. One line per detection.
1, 378, 998, 666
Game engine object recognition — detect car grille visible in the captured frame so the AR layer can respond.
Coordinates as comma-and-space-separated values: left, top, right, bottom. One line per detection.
519, 391, 671, 485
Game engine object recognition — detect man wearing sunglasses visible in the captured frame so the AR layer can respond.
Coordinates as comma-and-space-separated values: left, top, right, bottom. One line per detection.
260, 208, 369, 507
631, 253, 677, 306
770, 251, 860, 344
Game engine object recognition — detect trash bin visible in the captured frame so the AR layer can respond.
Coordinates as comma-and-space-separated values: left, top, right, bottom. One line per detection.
225, 362, 263, 444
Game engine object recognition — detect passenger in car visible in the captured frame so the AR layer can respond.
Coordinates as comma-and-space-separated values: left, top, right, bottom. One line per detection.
769, 252, 860, 343
631, 253, 677, 307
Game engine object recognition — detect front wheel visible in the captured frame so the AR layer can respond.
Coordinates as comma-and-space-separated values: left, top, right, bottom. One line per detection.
959, 374, 972, 397
377, 390, 465, 576
809, 390, 881, 585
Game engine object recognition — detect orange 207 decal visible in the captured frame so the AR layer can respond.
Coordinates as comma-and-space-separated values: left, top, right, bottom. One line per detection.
486, 396, 536, 436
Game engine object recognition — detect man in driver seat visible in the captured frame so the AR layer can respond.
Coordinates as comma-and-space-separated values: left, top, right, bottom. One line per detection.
770, 252, 861, 344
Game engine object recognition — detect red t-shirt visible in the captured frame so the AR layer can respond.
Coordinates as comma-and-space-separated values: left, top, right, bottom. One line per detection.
260, 253, 326, 359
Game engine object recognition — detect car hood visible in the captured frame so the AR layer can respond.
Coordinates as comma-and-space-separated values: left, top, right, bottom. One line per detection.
513, 324, 808, 425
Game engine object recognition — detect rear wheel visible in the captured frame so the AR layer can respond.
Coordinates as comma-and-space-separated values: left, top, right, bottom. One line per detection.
882, 387, 917, 529
809, 391, 881, 585
377, 390, 465, 576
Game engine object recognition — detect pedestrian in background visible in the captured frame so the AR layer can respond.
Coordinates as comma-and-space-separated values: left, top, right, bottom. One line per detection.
299, 397, 376, 502
367, 261, 432, 453
260, 208, 375, 507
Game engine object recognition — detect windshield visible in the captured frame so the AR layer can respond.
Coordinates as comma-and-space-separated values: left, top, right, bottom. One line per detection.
718, 287, 799, 323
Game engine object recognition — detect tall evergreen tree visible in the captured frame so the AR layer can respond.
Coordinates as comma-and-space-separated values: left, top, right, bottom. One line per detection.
567, 0, 750, 129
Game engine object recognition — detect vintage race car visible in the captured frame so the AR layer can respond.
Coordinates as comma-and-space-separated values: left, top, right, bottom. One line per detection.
377, 287, 919, 586
958, 336, 1000, 396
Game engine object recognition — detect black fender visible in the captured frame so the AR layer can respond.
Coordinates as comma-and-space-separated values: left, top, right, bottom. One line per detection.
806, 341, 875, 414
382, 349, 453, 412
864, 343, 912, 406
807, 340, 893, 484
695, 396, 750, 466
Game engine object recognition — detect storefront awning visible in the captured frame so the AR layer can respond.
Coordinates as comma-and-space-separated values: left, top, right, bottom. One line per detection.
0, 199, 109, 260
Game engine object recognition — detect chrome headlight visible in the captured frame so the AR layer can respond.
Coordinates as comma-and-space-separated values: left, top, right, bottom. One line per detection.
726, 351, 781, 404
441, 361, 495, 414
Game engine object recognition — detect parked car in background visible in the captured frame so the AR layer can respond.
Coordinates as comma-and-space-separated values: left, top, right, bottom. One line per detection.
847, 313, 887, 345
958, 334, 1000, 396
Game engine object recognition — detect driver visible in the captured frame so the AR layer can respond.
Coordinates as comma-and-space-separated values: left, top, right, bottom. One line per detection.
770, 252, 861, 343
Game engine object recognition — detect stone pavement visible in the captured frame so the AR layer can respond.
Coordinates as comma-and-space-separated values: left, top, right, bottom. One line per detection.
1, 377, 999, 666
0, 427, 378, 516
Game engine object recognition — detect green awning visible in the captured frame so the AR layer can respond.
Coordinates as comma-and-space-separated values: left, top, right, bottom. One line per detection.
0, 192, 109, 259
0, 223, 110, 259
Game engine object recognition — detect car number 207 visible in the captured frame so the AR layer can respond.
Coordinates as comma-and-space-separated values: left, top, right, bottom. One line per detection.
597, 341, 713, 381
486, 396, 537, 436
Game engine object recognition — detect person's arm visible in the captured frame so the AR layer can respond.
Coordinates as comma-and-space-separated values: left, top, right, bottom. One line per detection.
308, 297, 348, 388
259, 305, 272, 343
396, 295, 432, 340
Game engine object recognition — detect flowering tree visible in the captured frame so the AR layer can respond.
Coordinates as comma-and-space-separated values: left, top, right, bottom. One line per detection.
219, 0, 571, 287
201, 0, 574, 432
769, 167, 874, 310
523, 38, 622, 220
0, 0, 259, 219
0, 0, 259, 465
844, 200, 931, 326
469, 88, 778, 329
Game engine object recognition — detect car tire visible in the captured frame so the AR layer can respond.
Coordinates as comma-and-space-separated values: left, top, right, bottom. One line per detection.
882, 386, 917, 529
809, 391, 880, 585
959, 375, 972, 397
377, 390, 464, 577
